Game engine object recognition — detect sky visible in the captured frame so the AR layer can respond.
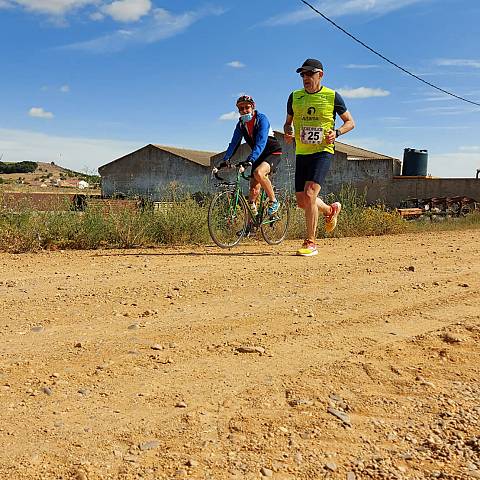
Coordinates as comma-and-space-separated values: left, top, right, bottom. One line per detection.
1, 0, 479, 177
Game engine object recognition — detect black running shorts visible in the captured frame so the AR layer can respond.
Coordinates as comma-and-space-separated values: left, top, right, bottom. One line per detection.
295, 151, 333, 192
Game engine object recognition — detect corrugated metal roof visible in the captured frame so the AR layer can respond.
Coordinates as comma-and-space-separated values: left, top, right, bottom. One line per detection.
152, 144, 218, 166
335, 141, 398, 161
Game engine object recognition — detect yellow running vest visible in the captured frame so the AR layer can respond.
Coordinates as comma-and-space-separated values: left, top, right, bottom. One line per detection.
292, 86, 336, 155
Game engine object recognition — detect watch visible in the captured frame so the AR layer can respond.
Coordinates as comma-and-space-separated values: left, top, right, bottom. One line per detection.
335, 129, 341, 138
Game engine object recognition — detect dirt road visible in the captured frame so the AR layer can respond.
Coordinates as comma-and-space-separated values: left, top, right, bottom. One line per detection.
1, 230, 479, 479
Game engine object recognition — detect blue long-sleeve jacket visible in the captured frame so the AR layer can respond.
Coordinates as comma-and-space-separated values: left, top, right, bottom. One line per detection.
223, 111, 282, 163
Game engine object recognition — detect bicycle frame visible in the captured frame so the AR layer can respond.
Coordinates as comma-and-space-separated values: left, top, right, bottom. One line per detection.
209, 160, 290, 248
215, 165, 272, 227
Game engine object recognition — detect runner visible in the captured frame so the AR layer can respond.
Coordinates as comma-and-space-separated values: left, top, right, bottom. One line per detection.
284, 59, 355, 256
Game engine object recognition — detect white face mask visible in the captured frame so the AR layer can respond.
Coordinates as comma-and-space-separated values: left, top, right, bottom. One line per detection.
240, 113, 253, 123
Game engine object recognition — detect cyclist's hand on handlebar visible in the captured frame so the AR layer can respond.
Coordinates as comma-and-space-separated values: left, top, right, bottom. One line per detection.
238, 159, 252, 168
217, 160, 231, 170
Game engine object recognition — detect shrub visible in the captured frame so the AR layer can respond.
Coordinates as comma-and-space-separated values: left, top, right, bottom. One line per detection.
0, 185, 478, 253
0, 161, 37, 174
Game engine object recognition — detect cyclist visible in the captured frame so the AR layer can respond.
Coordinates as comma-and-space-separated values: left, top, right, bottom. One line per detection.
220, 95, 282, 217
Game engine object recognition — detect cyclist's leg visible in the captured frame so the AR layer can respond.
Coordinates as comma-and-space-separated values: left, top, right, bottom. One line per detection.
248, 177, 261, 204
252, 161, 275, 202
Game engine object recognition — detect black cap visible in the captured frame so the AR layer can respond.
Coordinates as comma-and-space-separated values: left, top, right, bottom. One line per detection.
296, 58, 324, 73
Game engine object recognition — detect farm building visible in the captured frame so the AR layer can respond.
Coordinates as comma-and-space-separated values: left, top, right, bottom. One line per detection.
98, 135, 479, 205
99, 134, 401, 201
98, 144, 216, 199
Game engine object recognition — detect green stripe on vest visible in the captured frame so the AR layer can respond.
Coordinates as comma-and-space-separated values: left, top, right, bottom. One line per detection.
292, 86, 336, 155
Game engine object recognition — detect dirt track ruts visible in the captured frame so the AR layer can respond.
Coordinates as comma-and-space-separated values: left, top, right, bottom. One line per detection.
1, 230, 479, 479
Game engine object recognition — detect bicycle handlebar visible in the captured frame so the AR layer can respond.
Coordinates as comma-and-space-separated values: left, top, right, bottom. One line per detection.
211, 161, 252, 182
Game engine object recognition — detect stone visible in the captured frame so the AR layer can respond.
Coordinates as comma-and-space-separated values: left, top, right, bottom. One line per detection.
236, 346, 265, 354
327, 406, 351, 426
260, 467, 273, 477
175, 401, 187, 408
347, 472, 356, 480
74, 470, 88, 480
139, 440, 160, 451
325, 462, 337, 472
288, 398, 313, 407
441, 332, 463, 344
42, 386, 53, 396
186, 459, 198, 467
123, 454, 138, 462
151, 344, 163, 350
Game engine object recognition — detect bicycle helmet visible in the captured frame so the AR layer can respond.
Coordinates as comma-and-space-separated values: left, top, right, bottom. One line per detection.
236, 94, 255, 107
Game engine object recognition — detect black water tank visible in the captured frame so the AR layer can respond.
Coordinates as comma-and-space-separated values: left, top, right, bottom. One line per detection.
402, 148, 428, 176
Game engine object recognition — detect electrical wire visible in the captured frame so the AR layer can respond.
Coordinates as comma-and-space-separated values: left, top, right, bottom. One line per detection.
299, 0, 480, 107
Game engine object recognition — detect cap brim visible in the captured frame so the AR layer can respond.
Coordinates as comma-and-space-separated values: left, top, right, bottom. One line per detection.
296, 67, 322, 73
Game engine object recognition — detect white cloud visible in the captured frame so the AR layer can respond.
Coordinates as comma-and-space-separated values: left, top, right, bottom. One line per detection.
337, 87, 390, 98
381, 116, 406, 121
226, 61, 245, 68
219, 111, 238, 121
0, 127, 140, 171
63, 6, 224, 53
90, 11, 104, 20
414, 105, 480, 116
6, 0, 97, 16
60, 84, 70, 93
101, 0, 151, 23
345, 64, 380, 69
29, 107, 54, 119
263, 0, 427, 26
435, 58, 480, 69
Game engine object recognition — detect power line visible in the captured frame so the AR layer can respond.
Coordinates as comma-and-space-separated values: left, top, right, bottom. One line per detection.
299, 0, 480, 107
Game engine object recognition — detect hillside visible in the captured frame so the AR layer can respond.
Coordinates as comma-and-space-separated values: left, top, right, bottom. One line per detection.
0, 161, 100, 192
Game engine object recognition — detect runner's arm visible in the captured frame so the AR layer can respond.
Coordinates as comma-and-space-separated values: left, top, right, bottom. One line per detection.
283, 93, 294, 143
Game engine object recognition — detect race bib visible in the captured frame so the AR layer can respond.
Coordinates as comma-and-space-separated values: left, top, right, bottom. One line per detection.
300, 126, 324, 144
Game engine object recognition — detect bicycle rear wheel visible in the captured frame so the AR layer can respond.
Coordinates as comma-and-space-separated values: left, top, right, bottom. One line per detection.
261, 190, 291, 245
208, 190, 248, 248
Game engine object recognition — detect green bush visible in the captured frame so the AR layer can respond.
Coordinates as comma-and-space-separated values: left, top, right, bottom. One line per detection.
0, 161, 37, 174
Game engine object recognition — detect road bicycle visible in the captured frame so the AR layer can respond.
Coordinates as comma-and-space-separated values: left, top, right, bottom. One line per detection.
208, 161, 290, 248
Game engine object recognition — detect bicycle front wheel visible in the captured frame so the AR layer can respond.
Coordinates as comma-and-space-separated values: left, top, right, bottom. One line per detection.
261, 190, 291, 245
208, 190, 248, 248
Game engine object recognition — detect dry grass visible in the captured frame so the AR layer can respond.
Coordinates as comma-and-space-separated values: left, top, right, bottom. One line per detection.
0, 186, 478, 253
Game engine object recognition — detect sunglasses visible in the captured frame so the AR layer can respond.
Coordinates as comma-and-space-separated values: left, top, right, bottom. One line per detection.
300, 70, 320, 78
